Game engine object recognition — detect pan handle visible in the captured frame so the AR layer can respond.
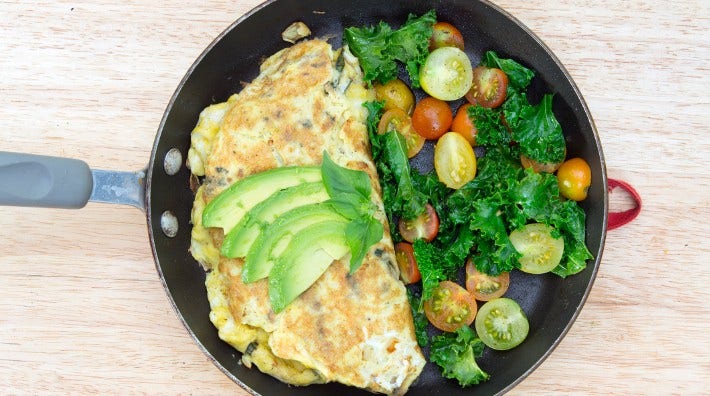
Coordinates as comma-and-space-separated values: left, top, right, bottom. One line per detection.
0, 151, 145, 211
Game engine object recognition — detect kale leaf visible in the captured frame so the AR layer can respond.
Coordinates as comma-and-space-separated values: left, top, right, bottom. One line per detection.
513, 94, 566, 164
430, 326, 490, 386
365, 101, 428, 222
406, 290, 429, 347
481, 50, 534, 90
345, 10, 436, 88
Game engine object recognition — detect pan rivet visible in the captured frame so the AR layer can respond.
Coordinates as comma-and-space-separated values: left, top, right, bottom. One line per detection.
164, 148, 182, 176
160, 210, 178, 237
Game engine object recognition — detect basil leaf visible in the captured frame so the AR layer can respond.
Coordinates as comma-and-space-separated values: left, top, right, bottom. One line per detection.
321, 151, 371, 203
346, 216, 384, 273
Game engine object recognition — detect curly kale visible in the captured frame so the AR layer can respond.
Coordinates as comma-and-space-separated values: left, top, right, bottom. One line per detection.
430, 326, 490, 386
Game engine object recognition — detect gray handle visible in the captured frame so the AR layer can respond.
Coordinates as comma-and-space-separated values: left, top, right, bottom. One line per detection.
0, 151, 93, 208
0, 151, 146, 210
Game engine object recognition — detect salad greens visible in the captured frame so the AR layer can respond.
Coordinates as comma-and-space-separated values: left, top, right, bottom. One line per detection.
352, 12, 593, 389
344, 10, 436, 88
407, 290, 430, 347
364, 101, 428, 225
430, 326, 490, 386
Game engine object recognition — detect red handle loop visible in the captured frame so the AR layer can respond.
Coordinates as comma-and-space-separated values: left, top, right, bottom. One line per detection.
607, 178, 641, 230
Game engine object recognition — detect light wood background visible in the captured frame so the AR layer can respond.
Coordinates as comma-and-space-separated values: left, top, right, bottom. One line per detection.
1, 0, 708, 394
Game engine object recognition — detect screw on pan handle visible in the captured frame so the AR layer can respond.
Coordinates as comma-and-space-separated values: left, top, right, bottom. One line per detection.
607, 178, 642, 230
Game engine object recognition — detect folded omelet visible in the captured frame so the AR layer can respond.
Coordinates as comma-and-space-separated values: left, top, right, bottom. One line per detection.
187, 39, 425, 394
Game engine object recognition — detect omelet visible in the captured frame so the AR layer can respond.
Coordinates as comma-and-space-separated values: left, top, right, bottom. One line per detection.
188, 39, 425, 394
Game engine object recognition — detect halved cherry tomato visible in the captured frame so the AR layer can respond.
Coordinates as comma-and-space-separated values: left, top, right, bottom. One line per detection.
377, 108, 425, 158
373, 78, 415, 115
465, 259, 510, 301
420, 47, 473, 101
465, 66, 508, 108
411, 96, 453, 140
557, 157, 592, 201
451, 103, 477, 146
434, 132, 477, 189
429, 22, 465, 51
394, 242, 421, 284
398, 203, 439, 243
475, 297, 529, 350
424, 281, 477, 332
509, 223, 564, 274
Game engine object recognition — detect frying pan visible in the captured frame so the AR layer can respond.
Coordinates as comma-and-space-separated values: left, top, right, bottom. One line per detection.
0, 0, 607, 394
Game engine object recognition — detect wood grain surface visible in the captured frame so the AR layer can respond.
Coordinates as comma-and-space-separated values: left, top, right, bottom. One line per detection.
1, 0, 708, 394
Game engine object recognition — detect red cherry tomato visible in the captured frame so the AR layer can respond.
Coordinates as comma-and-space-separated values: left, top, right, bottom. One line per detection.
398, 203, 439, 243
465, 66, 509, 108
429, 22, 465, 51
423, 281, 477, 332
411, 97, 453, 140
465, 258, 510, 301
394, 242, 421, 284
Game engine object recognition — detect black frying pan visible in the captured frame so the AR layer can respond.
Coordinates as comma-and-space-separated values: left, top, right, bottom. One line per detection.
0, 0, 607, 394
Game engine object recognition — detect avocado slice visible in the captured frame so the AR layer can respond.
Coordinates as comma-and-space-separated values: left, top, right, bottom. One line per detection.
220, 181, 330, 258
242, 202, 347, 283
268, 220, 350, 313
201, 166, 321, 233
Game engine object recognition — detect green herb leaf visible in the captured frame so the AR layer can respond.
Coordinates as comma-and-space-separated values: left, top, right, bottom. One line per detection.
321, 151, 371, 203
345, 216, 384, 273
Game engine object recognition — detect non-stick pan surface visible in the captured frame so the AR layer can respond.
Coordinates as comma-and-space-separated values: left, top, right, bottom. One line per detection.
146, 0, 607, 394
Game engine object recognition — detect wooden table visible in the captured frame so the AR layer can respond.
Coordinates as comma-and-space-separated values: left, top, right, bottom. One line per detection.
1, 1, 708, 394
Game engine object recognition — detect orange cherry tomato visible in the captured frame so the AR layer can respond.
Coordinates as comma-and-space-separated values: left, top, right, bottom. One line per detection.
465, 258, 510, 301
411, 96, 453, 140
451, 103, 477, 146
429, 22, 465, 51
557, 157, 592, 201
394, 242, 421, 284
398, 203, 439, 243
423, 281, 477, 332
465, 66, 509, 108
377, 108, 425, 158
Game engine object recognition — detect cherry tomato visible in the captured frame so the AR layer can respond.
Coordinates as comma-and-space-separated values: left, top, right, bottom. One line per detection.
377, 108, 425, 158
423, 281, 477, 332
394, 242, 421, 284
429, 22, 465, 51
474, 298, 529, 350
465, 259, 510, 301
451, 103, 477, 146
509, 223, 564, 274
398, 203, 439, 243
557, 157, 592, 201
411, 96, 453, 140
434, 132, 477, 189
373, 78, 415, 115
465, 66, 508, 108
420, 47, 473, 101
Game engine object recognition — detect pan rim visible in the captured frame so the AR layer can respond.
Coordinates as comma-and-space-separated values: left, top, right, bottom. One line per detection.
145, 0, 608, 394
